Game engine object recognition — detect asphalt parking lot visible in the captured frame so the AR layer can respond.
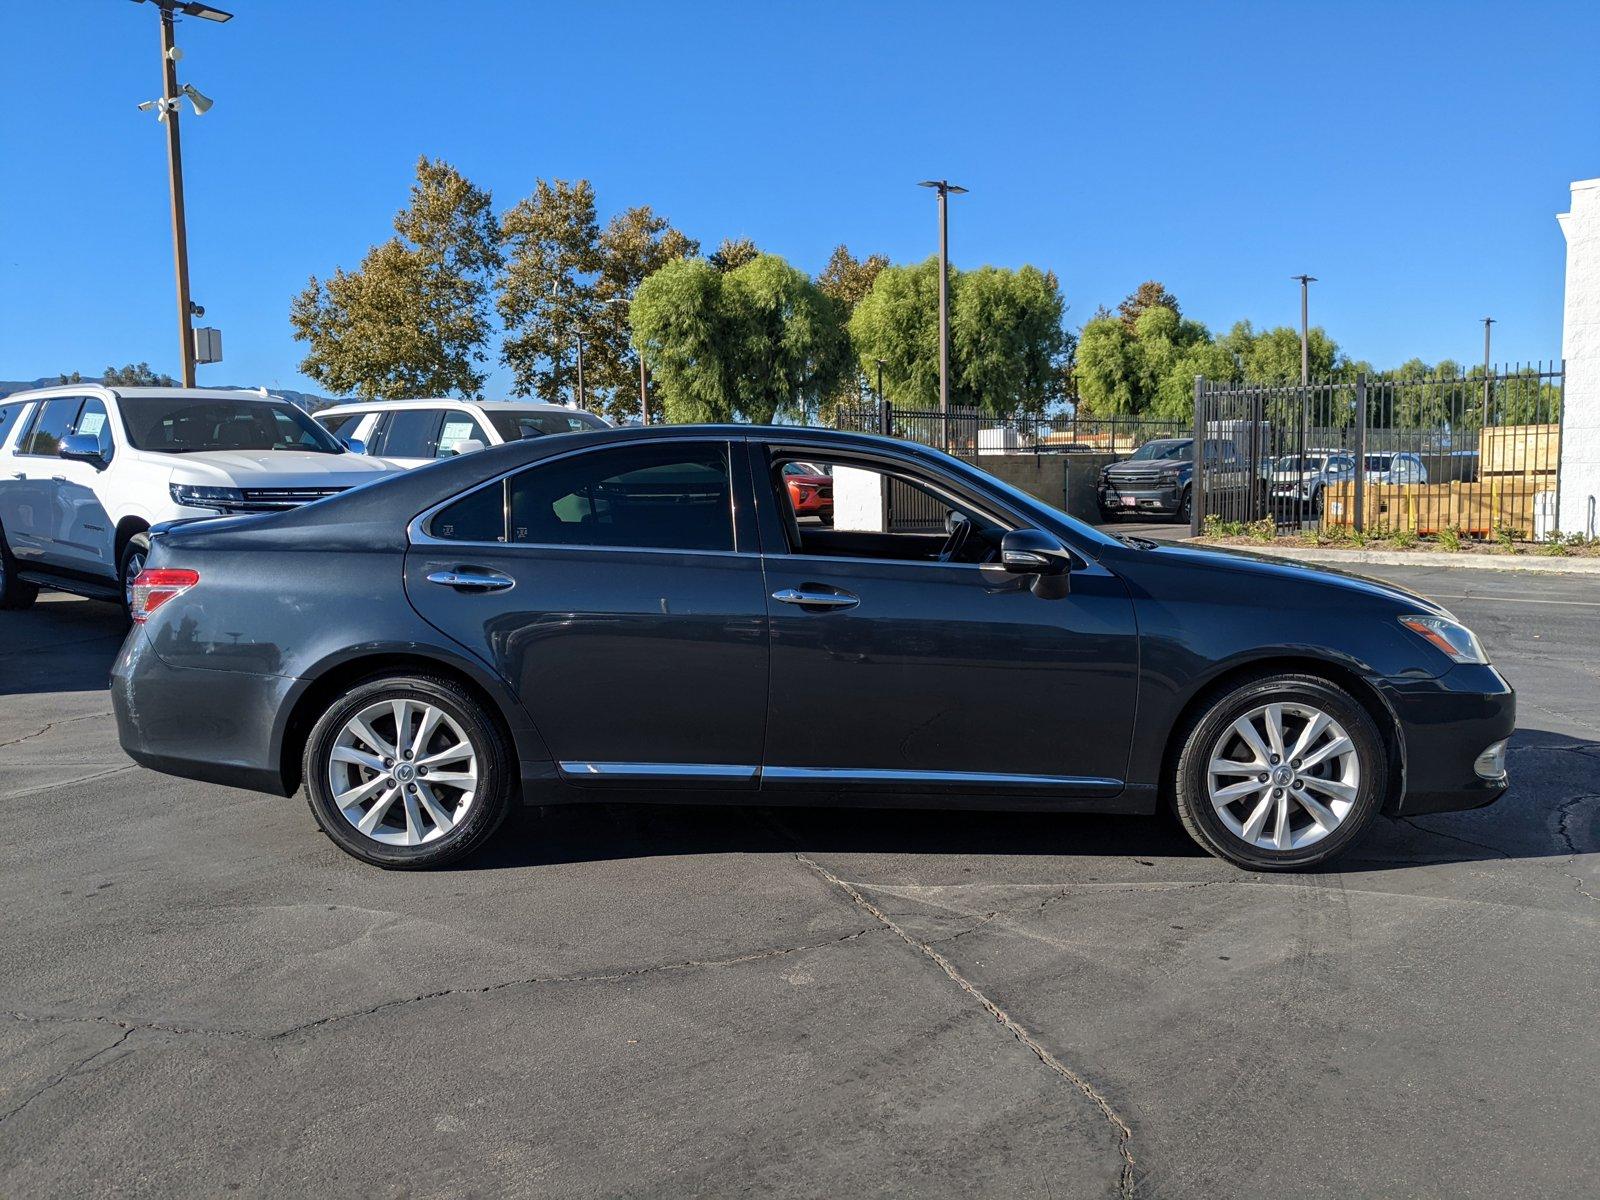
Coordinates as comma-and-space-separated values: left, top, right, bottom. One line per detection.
2, 559, 1597, 1198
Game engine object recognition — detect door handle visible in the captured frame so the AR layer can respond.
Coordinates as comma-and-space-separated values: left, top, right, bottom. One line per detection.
426, 568, 516, 593
772, 586, 859, 610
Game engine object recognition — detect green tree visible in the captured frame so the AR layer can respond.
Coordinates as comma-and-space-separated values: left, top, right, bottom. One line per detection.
498, 180, 698, 420
1076, 299, 1222, 419
291, 157, 500, 400
632, 253, 851, 424
102, 362, 176, 387
56, 370, 83, 385
817, 245, 889, 311
847, 258, 1071, 414
1117, 280, 1181, 329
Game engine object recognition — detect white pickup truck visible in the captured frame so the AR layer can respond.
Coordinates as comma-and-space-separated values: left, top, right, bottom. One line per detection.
0, 385, 398, 615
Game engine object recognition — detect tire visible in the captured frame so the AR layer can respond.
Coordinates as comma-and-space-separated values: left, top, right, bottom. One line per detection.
1171, 672, 1387, 870
0, 522, 39, 611
118, 532, 150, 619
302, 674, 516, 869
1173, 487, 1192, 525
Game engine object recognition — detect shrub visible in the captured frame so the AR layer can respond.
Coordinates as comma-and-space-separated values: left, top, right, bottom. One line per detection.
1246, 518, 1276, 543
1435, 525, 1463, 552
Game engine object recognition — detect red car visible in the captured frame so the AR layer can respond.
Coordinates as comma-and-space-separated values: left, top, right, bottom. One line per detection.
783, 460, 833, 521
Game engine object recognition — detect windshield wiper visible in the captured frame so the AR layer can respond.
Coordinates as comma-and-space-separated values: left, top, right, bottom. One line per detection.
1117, 534, 1159, 550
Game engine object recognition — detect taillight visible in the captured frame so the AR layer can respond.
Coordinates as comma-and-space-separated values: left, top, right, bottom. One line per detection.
130, 568, 199, 623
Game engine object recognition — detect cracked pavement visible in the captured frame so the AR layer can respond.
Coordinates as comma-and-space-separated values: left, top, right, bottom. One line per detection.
2, 565, 1598, 1197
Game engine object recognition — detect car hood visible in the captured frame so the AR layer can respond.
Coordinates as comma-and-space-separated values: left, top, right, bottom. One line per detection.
1135, 542, 1453, 616
163, 450, 400, 487
786, 473, 831, 486
1105, 459, 1185, 476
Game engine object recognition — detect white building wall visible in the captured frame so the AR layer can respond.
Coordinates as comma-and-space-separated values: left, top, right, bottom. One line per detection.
1558, 177, 1600, 537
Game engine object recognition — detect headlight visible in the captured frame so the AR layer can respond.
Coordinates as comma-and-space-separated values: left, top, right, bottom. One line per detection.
170, 483, 245, 510
1399, 614, 1488, 665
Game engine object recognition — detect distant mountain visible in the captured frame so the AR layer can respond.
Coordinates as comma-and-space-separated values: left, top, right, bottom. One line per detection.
0, 376, 343, 412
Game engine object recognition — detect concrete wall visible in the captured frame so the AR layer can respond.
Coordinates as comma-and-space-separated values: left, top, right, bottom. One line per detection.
1558, 177, 1600, 537
960, 452, 1120, 524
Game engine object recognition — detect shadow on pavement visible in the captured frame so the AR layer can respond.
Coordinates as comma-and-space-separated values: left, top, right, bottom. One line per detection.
0, 597, 127, 696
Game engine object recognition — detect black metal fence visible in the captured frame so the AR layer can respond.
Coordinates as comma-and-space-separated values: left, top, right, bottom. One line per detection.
832, 403, 1187, 458
1193, 364, 1564, 540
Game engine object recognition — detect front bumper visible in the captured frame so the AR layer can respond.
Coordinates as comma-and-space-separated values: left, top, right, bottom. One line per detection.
1098, 479, 1184, 515
112, 626, 296, 795
1381, 664, 1516, 815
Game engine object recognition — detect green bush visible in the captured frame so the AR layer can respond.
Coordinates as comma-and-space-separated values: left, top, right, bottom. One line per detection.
1434, 525, 1463, 552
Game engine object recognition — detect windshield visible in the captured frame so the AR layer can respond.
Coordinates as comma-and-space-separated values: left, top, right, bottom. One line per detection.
120, 396, 343, 454
1325, 455, 1355, 473
1128, 439, 1191, 462
486, 409, 608, 442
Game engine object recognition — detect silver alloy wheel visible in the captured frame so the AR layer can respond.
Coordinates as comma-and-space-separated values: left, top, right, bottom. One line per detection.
122, 546, 146, 610
1206, 701, 1360, 852
327, 698, 479, 846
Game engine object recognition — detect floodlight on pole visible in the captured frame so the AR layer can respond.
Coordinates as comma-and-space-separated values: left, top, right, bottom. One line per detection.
918, 180, 968, 449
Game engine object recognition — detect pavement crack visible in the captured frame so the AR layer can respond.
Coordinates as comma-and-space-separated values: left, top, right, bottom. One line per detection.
926, 912, 998, 945
1400, 817, 1513, 861
0, 1026, 137, 1126
270, 928, 879, 1040
0, 711, 115, 750
0, 765, 137, 801
792, 851, 1137, 1198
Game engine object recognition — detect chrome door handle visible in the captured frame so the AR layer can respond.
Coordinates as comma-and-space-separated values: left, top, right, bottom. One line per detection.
426, 568, 515, 593
772, 587, 859, 610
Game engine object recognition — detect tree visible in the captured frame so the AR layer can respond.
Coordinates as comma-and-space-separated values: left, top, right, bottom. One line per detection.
102, 362, 176, 387
56, 371, 83, 385
498, 179, 697, 420
1118, 280, 1181, 329
1076, 293, 1233, 421
291, 157, 500, 399
817, 245, 889, 312
709, 236, 760, 273
848, 258, 1071, 414
632, 253, 851, 424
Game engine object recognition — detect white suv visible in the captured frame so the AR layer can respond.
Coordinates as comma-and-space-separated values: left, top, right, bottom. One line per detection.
0, 385, 399, 614
314, 398, 609, 470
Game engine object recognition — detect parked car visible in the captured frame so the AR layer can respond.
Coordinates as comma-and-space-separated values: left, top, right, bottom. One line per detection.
0, 386, 397, 614
782, 460, 833, 521
1293, 452, 1430, 516
1267, 448, 1347, 512
114, 425, 1513, 873
315, 398, 609, 469
1097, 437, 1250, 523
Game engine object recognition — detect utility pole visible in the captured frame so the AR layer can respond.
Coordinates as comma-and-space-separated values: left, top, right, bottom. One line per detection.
134, 1, 232, 387
919, 180, 967, 450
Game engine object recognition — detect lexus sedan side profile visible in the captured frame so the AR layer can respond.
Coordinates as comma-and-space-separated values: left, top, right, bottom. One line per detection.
112, 425, 1514, 871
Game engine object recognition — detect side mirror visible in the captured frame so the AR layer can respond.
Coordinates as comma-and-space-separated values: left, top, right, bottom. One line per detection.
58, 434, 108, 469
1001, 528, 1072, 576
339, 436, 367, 454
452, 438, 486, 456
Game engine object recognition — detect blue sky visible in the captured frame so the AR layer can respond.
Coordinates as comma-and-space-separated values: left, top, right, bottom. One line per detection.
2, 0, 1595, 395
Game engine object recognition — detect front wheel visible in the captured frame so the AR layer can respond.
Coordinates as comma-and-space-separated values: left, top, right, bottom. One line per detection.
1173, 487, 1192, 526
302, 674, 516, 868
0, 523, 39, 611
1172, 673, 1387, 870
118, 532, 150, 619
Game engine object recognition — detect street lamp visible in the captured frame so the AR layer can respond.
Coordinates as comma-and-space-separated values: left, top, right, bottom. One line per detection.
1291, 274, 1316, 471
1482, 316, 1496, 427
919, 179, 967, 449
131, 0, 233, 388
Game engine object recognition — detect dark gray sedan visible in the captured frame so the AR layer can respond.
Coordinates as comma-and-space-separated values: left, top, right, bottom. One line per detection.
111, 425, 1514, 870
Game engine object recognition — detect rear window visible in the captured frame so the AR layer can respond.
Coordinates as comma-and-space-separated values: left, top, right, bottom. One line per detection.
0, 402, 28, 449
486, 409, 607, 442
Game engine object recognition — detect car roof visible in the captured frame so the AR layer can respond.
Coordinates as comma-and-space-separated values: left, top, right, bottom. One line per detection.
316, 397, 585, 415
2, 385, 287, 404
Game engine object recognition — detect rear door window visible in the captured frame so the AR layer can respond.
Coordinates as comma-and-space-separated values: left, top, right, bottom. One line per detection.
506, 442, 734, 551
376, 409, 446, 458
0, 402, 29, 449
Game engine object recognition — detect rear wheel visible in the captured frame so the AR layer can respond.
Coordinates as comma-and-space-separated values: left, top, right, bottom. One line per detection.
302, 674, 516, 868
0, 524, 39, 611
1172, 673, 1387, 870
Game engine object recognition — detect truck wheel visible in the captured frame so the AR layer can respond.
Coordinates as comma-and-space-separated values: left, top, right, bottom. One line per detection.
0, 524, 39, 611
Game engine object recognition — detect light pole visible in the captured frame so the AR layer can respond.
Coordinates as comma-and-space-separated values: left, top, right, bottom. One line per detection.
132, 0, 231, 388
919, 179, 967, 449
1292, 274, 1316, 468
1481, 316, 1495, 427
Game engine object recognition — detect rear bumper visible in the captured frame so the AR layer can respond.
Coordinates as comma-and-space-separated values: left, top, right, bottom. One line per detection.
1381, 664, 1516, 815
112, 627, 295, 796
